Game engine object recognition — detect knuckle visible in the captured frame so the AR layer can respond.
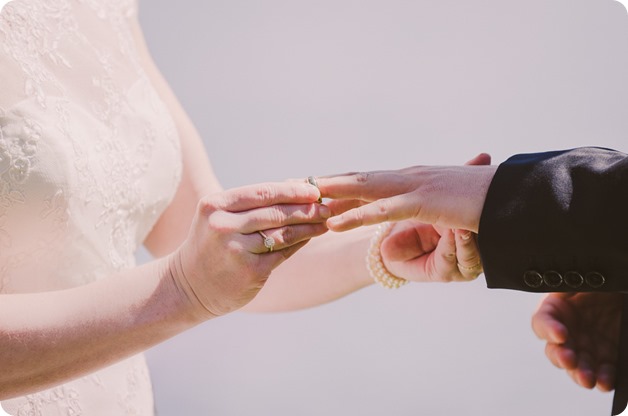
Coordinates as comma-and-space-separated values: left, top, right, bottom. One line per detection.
306, 203, 320, 218
443, 251, 457, 263
267, 205, 286, 225
375, 198, 391, 215
355, 172, 371, 184
280, 225, 297, 246
347, 209, 365, 226
255, 184, 277, 204
198, 196, 219, 215
225, 239, 245, 257
207, 211, 235, 234
373, 199, 396, 222
351, 207, 365, 220
411, 196, 428, 221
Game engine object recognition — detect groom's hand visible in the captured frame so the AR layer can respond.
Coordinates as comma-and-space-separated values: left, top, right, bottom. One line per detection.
532, 293, 622, 392
376, 155, 488, 283
317, 154, 495, 233
378, 221, 483, 282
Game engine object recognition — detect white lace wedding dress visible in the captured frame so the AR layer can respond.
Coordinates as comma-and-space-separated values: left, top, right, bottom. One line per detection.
0, 0, 182, 414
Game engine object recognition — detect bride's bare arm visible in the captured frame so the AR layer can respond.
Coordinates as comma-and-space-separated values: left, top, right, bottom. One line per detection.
0, 179, 327, 399
0, 259, 192, 399
129, 20, 223, 257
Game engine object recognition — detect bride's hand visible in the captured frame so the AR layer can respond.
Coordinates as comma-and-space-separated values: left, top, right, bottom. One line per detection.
317, 154, 496, 233
379, 220, 483, 282
170, 182, 329, 319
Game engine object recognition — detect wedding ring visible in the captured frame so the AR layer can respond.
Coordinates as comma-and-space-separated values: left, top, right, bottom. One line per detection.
258, 231, 275, 252
307, 176, 318, 188
307, 176, 322, 202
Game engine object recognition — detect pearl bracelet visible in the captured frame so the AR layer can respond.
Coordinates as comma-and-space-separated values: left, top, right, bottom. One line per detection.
366, 223, 408, 289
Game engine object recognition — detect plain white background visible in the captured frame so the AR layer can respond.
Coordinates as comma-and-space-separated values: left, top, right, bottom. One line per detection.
138, 1, 628, 415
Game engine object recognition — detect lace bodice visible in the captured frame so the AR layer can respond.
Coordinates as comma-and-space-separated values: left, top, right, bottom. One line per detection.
0, 0, 182, 414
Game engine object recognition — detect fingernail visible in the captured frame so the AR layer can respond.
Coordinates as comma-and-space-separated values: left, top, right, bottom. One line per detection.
320, 205, 331, 218
459, 231, 472, 241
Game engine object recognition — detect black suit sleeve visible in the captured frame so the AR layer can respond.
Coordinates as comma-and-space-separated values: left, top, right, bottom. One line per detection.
477, 147, 628, 293
477, 147, 628, 415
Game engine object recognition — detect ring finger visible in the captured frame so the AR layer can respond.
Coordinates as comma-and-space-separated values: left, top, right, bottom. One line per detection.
237, 203, 331, 234
248, 223, 329, 254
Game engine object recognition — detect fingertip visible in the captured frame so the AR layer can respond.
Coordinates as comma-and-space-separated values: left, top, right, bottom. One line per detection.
577, 369, 597, 390
596, 364, 616, 392
465, 153, 492, 166
574, 353, 597, 389
531, 310, 567, 344
477, 153, 491, 164
550, 323, 568, 344
557, 347, 578, 369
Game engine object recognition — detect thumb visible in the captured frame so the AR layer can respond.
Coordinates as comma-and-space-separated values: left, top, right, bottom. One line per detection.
465, 153, 491, 166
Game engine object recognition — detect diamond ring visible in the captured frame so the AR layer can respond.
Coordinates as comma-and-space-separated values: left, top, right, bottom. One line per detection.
258, 231, 275, 252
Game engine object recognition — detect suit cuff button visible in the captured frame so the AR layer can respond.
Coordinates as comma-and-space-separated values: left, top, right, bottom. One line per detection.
523, 271, 543, 288
543, 271, 563, 288
564, 271, 584, 289
585, 272, 605, 289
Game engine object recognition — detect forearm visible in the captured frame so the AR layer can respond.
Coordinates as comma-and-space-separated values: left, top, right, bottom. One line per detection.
0, 256, 202, 399
0, 178, 331, 397
244, 227, 375, 313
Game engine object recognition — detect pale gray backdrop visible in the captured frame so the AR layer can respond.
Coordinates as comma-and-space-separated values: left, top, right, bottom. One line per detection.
139, 1, 628, 415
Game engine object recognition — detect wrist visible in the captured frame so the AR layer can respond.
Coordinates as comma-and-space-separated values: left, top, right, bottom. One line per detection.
468, 165, 498, 233
162, 250, 218, 323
